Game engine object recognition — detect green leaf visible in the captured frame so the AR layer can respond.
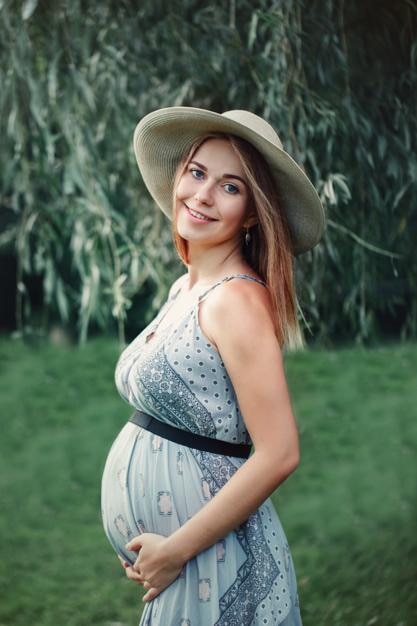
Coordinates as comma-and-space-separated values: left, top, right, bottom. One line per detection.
56, 277, 69, 321
248, 11, 258, 52
21, 0, 38, 21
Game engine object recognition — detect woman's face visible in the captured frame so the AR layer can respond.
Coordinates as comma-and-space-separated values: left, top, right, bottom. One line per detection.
174, 138, 251, 248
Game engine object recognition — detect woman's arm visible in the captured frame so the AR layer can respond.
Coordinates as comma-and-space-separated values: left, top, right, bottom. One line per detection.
126, 281, 300, 600
165, 280, 300, 556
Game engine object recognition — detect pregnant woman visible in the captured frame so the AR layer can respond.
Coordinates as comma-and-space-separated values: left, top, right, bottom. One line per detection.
101, 106, 325, 625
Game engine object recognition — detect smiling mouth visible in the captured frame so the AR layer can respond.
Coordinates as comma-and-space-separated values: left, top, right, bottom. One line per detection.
185, 204, 218, 222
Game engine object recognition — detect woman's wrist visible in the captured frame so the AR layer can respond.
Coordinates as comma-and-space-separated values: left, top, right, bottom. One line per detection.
164, 528, 195, 566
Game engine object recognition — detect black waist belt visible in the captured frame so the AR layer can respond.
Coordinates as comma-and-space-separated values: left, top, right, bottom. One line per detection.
129, 409, 251, 459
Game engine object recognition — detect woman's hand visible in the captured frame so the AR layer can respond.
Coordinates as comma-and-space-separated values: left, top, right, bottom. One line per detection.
118, 555, 143, 585
124, 533, 185, 602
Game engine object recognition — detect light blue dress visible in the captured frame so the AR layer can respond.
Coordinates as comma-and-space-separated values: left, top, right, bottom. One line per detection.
101, 274, 303, 626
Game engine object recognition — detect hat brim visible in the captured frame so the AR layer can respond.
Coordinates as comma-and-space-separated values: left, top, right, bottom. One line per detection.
133, 107, 325, 256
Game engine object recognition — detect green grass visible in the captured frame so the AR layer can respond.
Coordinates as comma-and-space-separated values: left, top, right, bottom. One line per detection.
0, 336, 416, 626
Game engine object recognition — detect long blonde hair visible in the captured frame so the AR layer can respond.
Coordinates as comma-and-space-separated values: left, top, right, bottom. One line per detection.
171, 133, 305, 351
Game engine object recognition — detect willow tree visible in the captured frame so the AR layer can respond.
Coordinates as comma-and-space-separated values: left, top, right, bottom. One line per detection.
0, 0, 415, 345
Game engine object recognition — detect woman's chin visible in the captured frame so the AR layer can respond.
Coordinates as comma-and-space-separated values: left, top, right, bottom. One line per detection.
175, 220, 212, 243
177, 230, 210, 244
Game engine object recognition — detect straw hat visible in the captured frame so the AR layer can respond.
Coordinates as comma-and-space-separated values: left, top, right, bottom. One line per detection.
133, 106, 325, 256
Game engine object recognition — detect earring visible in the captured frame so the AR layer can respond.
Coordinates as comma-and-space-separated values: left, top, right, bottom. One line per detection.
245, 228, 251, 246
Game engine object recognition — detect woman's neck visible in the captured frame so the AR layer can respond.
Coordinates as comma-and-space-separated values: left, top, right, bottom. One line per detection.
185, 241, 250, 290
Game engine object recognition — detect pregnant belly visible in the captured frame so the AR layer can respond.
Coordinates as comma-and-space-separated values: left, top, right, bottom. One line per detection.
101, 422, 218, 564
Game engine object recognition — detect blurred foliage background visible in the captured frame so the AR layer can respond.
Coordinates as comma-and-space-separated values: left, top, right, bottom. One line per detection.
0, 0, 416, 346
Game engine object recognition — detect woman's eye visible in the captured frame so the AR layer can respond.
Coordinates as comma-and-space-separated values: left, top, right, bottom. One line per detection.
224, 183, 239, 194
190, 168, 204, 180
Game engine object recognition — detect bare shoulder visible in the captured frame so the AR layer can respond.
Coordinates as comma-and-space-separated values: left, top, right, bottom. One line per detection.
200, 278, 276, 350
168, 273, 188, 298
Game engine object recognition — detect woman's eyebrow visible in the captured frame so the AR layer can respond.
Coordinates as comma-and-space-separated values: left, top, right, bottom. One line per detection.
190, 160, 247, 186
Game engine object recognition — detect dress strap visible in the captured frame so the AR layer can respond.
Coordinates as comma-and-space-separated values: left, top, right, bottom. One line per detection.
198, 273, 266, 303
168, 273, 189, 301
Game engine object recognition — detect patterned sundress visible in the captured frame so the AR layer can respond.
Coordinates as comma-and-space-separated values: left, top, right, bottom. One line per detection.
101, 273, 303, 626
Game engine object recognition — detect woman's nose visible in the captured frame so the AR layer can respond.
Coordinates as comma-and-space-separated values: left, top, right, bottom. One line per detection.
194, 181, 214, 205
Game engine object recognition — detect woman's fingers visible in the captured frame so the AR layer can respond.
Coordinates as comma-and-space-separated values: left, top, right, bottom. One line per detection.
116, 556, 140, 577
116, 552, 168, 599
124, 564, 144, 584
117, 560, 173, 602
143, 586, 161, 602
117, 555, 150, 586
125, 536, 143, 552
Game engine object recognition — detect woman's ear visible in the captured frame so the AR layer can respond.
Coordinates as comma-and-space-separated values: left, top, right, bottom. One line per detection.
243, 213, 258, 229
